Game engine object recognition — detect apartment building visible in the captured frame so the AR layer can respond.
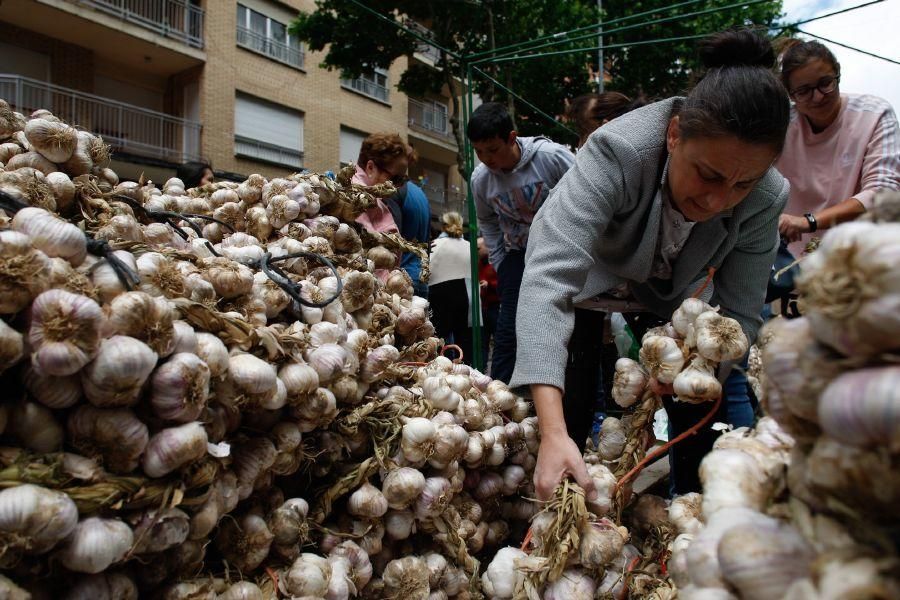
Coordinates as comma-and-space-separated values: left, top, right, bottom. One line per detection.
0, 0, 467, 221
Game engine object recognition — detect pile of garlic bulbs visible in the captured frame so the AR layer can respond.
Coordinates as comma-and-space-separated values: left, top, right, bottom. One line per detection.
668, 197, 900, 599
0, 103, 545, 598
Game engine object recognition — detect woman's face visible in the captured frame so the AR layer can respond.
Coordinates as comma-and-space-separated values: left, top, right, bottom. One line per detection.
200, 168, 214, 186
366, 156, 409, 186
665, 116, 777, 222
787, 58, 841, 124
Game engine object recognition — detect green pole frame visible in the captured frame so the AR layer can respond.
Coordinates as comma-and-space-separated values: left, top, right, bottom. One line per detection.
461, 60, 484, 371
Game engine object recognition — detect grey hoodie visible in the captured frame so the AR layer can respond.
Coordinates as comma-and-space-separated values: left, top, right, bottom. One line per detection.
472, 136, 575, 269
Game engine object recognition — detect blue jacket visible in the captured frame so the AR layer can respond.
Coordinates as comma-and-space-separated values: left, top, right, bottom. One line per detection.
400, 182, 431, 283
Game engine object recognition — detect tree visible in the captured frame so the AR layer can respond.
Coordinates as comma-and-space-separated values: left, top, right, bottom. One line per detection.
291, 0, 786, 177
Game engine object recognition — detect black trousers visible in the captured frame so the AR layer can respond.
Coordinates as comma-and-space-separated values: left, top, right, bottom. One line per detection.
428, 279, 473, 365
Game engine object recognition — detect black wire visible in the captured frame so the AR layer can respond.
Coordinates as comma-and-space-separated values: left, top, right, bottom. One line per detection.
0, 191, 28, 214
86, 238, 141, 291
256, 251, 343, 308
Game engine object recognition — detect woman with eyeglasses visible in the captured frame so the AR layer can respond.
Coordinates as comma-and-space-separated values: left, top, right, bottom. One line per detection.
351, 132, 412, 234
775, 39, 900, 257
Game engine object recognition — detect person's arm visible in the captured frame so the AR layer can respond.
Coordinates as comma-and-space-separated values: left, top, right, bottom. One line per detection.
473, 175, 506, 269
780, 106, 900, 241
531, 384, 597, 501
547, 145, 576, 189
513, 132, 638, 500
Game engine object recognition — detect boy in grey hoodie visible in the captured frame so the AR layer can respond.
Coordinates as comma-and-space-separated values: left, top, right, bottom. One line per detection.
468, 102, 575, 382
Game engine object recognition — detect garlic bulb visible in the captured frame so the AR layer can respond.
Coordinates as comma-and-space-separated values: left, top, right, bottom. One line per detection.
327, 554, 355, 600
25, 118, 77, 162
68, 405, 149, 473
45, 171, 76, 211
384, 509, 416, 540
269, 497, 310, 546
9, 401, 63, 452
796, 221, 900, 357
543, 569, 597, 600
348, 481, 389, 519
136, 252, 186, 299
218, 582, 265, 600
216, 513, 274, 572
82, 335, 158, 407
104, 291, 176, 357
219, 353, 278, 409
12, 207, 86, 265
142, 421, 208, 477
65, 572, 139, 600
685, 507, 768, 588
29, 289, 103, 376
307, 343, 351, 384
673, 355, 722, 403
57, 517, 134, 574
578, 519, 628, 570
0, 484, 78, 557
611, 357, 649, 407
639, 335, 685, 384
382, 467, 426, 510
415, 477, 452, 520
24, 365, 81, 408
0, 230, 50, 313
383, 556, 429, 599
597, 416, 626, 461
817, 366, 900, 451
669, 492, 703, 535
672, 298, 715, 345
401, 417, 437, 464
88, 249, 138, 303
150, 352, 211, 422
586, 463, 617, 517
694, 311, 748, 362
717, 518, 814, 600
281, 553, 332, 597
699, 448, 772, 517
0, 318, 24, 373
201, 257, 254, 299
195, 332, 229, 378
131, 507, 189, 554
482, 547, 526, 599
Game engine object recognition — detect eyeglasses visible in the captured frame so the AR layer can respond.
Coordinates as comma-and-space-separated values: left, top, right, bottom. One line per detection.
376, 163, 409, 187
789, 75, 840, 102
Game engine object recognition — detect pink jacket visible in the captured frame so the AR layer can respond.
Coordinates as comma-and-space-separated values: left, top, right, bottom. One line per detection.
351, 164, 399, 234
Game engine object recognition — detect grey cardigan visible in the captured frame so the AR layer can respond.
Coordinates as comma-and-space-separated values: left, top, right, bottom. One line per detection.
509, 97, 788, 395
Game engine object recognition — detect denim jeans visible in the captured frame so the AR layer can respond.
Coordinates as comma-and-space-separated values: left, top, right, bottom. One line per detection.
490, 251, 525, 384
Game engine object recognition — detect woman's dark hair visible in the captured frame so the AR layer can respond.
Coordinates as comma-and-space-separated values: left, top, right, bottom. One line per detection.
678, 29, 790, 153
567, 92, 647, 147
466, 102, 515, 142
778, 38, 840, 88
176, 160, 212, 189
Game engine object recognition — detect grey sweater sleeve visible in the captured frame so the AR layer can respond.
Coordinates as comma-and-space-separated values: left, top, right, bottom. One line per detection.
472, 169, 507, 269
712, 176, 790, 345
509, 134, 637, 396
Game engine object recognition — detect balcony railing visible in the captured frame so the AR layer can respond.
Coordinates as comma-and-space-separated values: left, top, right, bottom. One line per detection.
422, 184, 466, 211
0, 75, 201, 163
235, 135, 303, 169
74, 0, 204, 48
237, 26, 304, 69
408, 98, 451, 138
341, 76, 389, 104
403, 19, 443, 63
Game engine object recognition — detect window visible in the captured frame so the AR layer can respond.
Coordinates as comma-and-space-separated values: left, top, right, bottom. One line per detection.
408, 98, 449, 136
340, 126, 368, 167
341, 68, 390, 103
237, 4, 304, 69
234, 93, 304, 169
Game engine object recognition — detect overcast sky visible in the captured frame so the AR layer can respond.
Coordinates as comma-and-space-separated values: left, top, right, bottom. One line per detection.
781, 0, 900, 110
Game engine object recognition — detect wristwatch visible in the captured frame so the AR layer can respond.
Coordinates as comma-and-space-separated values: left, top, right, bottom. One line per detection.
803, 213, 818, 233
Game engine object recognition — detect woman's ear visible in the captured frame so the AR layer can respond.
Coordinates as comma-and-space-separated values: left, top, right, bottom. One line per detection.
666, 115, 681, 153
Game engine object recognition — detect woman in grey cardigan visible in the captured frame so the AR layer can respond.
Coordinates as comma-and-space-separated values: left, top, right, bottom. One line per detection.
509, 30, 792, 500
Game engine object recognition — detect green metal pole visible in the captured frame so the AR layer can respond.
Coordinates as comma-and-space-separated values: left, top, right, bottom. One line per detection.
461, 61, 483, 372
472, 0, 772, 65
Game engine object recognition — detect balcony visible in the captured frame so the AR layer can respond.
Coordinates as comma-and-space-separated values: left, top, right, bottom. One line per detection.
237, 26, 304, 69
0, 75, 201, 163
341, 76, 390, 104
73, 0, 204, 48
408, 98, 452, 139
422, 184, 466, 212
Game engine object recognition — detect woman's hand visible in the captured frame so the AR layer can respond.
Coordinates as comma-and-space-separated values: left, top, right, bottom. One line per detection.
778, 213, 810, 243
534, 431, 597, 502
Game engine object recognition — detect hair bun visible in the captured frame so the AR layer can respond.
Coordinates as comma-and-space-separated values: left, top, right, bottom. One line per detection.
699, 29, 775, 70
